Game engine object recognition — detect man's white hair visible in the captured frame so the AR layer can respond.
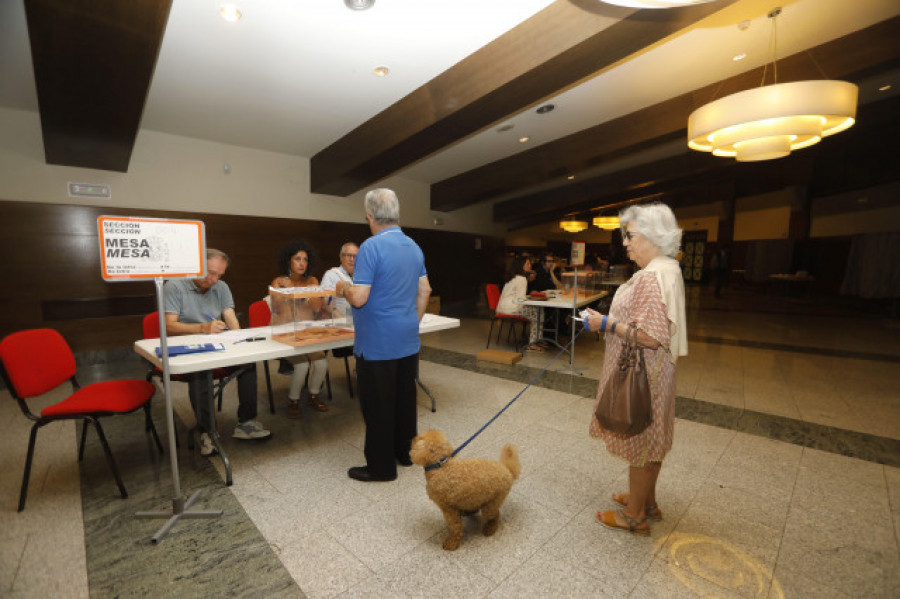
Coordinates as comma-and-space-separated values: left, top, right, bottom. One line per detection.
364, 188, 400, 225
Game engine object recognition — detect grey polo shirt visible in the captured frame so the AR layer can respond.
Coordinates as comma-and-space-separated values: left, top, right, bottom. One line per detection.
164, 278, 235, 324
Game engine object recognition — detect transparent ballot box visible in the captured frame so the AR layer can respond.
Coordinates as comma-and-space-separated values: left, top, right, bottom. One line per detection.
560, 270, 603, 295
268, 286, 354, 347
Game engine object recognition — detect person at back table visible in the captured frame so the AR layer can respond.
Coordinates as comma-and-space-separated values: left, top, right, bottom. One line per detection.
271, 240, 330, 419
164, 248, 271, 457
320, 242, 358, 324
528, 252, 562, 294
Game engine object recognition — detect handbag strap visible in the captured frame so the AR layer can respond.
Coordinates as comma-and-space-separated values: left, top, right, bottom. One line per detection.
624, 324, 645, 369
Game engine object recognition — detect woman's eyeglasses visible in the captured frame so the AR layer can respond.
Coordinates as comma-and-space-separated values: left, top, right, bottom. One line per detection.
623, 231, 638, 240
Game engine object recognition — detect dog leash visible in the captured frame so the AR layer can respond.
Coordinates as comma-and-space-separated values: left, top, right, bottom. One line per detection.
425, 326, 588, 471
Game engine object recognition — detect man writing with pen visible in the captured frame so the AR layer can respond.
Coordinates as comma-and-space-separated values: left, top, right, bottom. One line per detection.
164, 248, 271, 457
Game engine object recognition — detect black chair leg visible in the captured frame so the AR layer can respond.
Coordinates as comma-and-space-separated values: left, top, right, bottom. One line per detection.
486, 318, 496, 349
78, 419, 89, 461
325, 371, 333, 400
343, 356, 354, 398
90, 418, 128, 500
263, 361, 275, 414
18, 422, 42, 512
144, 403, 164, 454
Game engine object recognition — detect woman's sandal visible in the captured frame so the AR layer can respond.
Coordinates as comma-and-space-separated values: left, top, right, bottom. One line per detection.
596, 509, 650, 536
612, 492, 663, 521
525, 344, 545, 352
307, 394, 329, 412
287, 400, 302, 420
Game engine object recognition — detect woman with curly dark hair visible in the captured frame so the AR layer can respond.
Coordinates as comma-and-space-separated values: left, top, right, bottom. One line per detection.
270, 240, 329, 418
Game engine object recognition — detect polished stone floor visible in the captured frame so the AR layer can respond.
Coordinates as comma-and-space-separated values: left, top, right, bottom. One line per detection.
1, 285, 898, 598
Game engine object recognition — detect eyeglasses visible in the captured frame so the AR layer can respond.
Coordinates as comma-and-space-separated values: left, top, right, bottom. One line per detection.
623, 231, 638, 240
341, 253, 357, 259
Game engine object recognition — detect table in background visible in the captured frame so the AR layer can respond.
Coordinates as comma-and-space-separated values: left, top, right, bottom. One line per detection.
134, 314, 460, 485
519, 291, 608, 364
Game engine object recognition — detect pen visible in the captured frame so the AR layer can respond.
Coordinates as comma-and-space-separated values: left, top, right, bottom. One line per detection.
233, 336, 266, 344
204, 312, 229, 330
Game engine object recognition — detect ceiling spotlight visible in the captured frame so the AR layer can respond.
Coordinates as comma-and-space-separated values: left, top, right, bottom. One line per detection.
373, 66, 389, 77
536, 104, 555, 114
344, 0, 375, 10
567, 175, 575, 180
879, 84, 892, 92
219, 4, 242, 22
496, 123, 515, 133
732, 53, 746, 62
518, 136, 530, 143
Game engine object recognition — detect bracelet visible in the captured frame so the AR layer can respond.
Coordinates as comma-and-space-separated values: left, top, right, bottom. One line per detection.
609, 320, 617, 334
601, 315, 608, 332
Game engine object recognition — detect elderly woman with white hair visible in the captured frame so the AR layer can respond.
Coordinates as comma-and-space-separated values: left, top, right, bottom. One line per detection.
583, 202, 688, 535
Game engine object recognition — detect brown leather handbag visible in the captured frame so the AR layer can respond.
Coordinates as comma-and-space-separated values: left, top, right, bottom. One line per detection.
595, 326, 652, 435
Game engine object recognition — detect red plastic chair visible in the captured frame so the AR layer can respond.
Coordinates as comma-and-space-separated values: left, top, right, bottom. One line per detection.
141, 312, 269, 414
0, 328, 162, 511
485, 283, 529, 350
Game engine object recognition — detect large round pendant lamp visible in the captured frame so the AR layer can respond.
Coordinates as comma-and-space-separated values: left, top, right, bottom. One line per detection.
687, 7, 857, 162
688, 80, 857, 161
560, 220, 589, 233
600, 1, 720, 8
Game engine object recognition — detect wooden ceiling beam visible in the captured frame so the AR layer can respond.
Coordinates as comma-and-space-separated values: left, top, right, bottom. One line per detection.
499, 95, 900, 231
25, 0, 171, 172
309, 0, 736, 196
434, 16, 900, 213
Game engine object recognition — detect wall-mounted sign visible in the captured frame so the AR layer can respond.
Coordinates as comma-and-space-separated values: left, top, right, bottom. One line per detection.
98, 216, 206, 281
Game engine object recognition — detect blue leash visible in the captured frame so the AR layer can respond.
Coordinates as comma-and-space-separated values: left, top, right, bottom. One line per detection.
425, 326, 588, 471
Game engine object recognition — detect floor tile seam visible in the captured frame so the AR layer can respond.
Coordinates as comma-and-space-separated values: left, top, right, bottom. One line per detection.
689, 334, 900, 363
420, 348, 900, 468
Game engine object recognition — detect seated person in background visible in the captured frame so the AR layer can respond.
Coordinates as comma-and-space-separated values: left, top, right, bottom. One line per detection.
528, 252, 562, 294
497, 256, 545, 352
271, 241, 329, 419
320, 242, 358, 324
320, 241, 358, 367
165, 248, 271, 457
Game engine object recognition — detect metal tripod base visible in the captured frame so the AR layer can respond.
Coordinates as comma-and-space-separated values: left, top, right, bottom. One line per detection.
135, 491, 223, 544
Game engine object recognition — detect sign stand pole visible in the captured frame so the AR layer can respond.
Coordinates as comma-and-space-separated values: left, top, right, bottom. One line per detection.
557, 265, 583, 375
134, 278, 222, 543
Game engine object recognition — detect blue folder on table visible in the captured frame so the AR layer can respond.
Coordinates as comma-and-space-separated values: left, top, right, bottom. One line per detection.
156, 343, 226, 357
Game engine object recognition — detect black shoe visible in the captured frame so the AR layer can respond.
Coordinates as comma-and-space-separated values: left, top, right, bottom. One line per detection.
396, 456, 413, 467
278, 358, 293, 375
347, 466, 396, 482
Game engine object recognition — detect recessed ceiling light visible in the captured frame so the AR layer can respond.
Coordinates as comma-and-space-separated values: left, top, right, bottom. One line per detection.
879, 84, 892, 92
733, 53, 747, 62
536, 104, 555, 114
344, 0, 375, 10
567, 175, 575, 180
373, 66, 389, 77
518, 136, 530, 143
496, 123, 514, 133
219, 4, 242, 22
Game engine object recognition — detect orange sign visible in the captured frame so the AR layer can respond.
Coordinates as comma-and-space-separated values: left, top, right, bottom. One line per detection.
98, 216, 206, 281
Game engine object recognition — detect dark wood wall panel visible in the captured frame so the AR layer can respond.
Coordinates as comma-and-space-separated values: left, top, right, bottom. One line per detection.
0, 200, 503, 352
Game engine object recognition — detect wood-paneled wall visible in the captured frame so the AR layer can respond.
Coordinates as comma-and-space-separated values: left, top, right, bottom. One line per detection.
0, 200, 505, 352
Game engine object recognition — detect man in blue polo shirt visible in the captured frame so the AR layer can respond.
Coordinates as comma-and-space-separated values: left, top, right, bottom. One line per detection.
335, 188, 431, 482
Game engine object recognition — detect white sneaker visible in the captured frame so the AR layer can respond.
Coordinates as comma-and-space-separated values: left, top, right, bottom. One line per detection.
233, 419, 272, 440
199, 433, 218, 457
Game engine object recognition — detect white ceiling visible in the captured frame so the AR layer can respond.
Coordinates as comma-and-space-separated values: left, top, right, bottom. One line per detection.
1, 0, 898, 192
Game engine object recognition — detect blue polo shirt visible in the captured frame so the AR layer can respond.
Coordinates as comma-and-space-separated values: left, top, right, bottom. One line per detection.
352, 226, 426, 360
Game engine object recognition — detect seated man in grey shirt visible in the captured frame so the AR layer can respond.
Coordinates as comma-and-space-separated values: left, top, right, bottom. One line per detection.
164, 249, 271, 456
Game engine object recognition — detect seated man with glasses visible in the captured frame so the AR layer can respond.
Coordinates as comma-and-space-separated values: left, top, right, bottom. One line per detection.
321, 242, 358, 324
527, 253, 563, 294
164, 248, 271, 456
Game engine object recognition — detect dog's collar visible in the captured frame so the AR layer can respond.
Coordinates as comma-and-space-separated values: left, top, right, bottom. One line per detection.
424, 456, 450, 471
